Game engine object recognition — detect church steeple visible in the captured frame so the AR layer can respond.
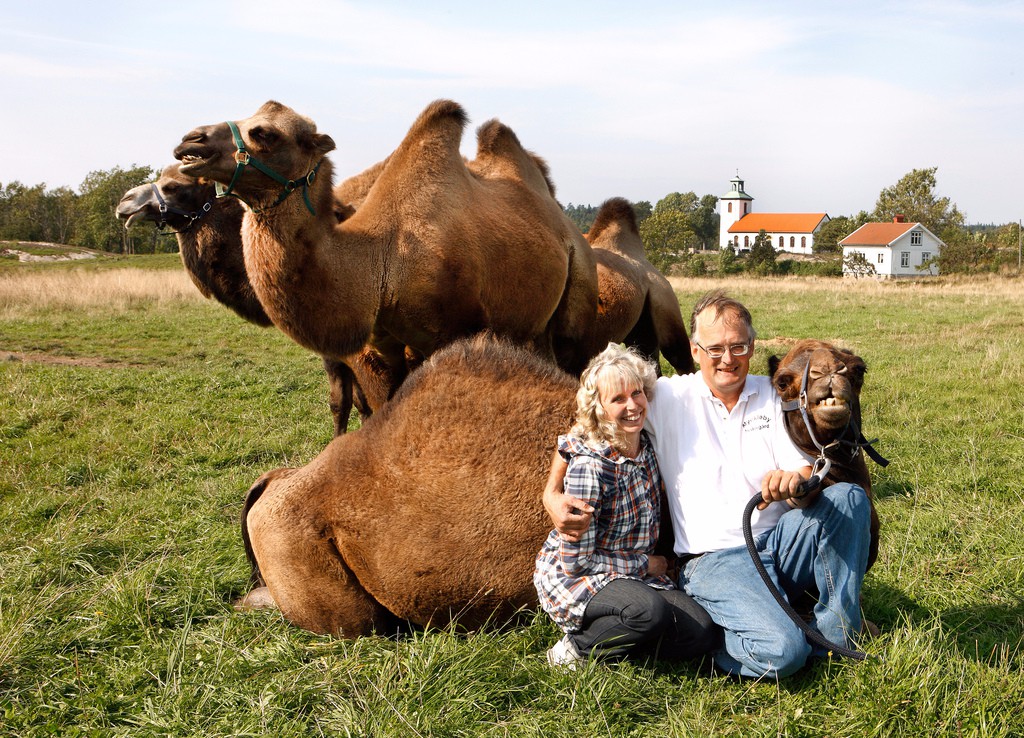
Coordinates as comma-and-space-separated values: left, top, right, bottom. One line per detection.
719, 172, 754, 250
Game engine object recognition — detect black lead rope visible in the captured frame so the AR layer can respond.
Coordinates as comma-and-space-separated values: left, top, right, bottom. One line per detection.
741, 460, 870, 662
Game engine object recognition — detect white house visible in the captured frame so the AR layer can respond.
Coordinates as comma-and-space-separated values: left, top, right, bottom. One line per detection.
718, 175, 829, 254
840, 216, 943, 278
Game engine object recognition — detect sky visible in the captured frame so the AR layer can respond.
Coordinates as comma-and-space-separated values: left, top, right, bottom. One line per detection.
2, 1, 1022, 224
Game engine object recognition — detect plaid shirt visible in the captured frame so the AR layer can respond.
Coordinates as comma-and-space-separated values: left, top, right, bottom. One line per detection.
533, 432, 675, 632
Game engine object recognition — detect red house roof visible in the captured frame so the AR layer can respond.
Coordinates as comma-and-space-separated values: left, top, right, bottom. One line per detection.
839, 222, 918, 246
728, 213, 828, 234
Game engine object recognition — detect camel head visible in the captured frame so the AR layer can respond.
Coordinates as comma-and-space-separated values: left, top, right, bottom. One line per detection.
174, 101, 336, 209
116, 162, 217, 230
770, 339, 866, 442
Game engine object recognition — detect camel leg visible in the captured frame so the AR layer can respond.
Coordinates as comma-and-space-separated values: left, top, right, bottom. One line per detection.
324, 359, 355, 436
644, 289, 695, 374
246, 489, 393, 637
623, 310, 663, 374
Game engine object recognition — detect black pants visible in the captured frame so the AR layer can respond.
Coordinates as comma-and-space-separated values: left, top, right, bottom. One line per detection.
570, 578, 721, 663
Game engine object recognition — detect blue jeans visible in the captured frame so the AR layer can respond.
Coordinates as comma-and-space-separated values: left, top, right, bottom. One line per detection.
678, 483, 871, 678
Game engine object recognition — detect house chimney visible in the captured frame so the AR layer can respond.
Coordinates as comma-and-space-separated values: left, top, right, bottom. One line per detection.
893, 214, 906, 223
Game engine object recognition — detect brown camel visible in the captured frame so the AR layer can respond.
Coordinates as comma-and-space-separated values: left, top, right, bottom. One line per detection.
173, 100, 599, 411
115, 162, 383, 435
238, 336, 576, 635
768, 339, 882, 570
584, 198, 694, 374
115, 163, 270, 327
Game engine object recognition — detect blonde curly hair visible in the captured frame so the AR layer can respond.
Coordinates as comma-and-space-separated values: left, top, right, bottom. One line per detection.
571, 343, 657, 453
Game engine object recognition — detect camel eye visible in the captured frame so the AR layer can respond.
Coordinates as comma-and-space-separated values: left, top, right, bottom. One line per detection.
248, 126, 279, 149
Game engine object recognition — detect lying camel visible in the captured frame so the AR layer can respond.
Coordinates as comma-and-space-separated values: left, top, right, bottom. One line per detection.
584, 198, 694, 374
238, 336, 575, 635
769, 339, 883, 570
174, 100, 599, 411
115, 162, 375, 435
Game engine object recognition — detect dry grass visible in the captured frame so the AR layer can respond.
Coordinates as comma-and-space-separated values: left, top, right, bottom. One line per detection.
0, 268, 202, 317
668, 273, 1024, 299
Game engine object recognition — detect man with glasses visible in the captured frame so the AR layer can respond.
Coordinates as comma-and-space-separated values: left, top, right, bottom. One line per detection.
543, 289, 871, 678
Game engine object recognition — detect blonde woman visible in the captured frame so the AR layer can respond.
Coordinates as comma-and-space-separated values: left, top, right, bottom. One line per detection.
534, 344, 719, 667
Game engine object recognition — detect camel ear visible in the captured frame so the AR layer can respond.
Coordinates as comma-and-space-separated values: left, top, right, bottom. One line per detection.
312, 132, 336, 156
772, 367, 798, 398
768, 354, 781, 378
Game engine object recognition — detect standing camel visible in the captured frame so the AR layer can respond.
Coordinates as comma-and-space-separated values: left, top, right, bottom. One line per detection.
584, 198, 694, 374
173, 100, 599, 409
115, 162, 379, 434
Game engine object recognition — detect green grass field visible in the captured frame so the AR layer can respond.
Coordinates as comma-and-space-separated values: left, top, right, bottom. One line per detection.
2, 265, 1022, 736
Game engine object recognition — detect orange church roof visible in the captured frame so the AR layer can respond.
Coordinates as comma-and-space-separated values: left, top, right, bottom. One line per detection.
728, 213, 828, 234
839, 222, 917, 246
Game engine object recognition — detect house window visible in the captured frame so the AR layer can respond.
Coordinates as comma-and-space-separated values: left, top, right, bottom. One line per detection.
728, 202, 733, 213
921, 251, 931, 263
778, 236, 784, 248
911, 231, 922, 245
801, 236, 806, 248
877, 253, 885, 264
901, 252, 910, 267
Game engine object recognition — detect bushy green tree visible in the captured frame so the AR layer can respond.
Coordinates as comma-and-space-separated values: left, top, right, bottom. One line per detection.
632, 200, 653, 226
873, 167, 965, 237
717, 244, 741, 274
639, 208, 693, 272
76, 165, 156, 252
813, 211, 871, 254
746, 229, 778, 275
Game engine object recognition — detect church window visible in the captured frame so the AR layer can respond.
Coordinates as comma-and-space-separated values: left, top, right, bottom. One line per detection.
790, 236, 795, 248
801, 236, 807, 248
744, 235, 749, 247
778, 236, 784, 248
728, 202, 733, 213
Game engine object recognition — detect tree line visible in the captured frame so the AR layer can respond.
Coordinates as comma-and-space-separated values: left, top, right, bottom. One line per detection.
0, 165, 172, 255
3, 165, 1018, 275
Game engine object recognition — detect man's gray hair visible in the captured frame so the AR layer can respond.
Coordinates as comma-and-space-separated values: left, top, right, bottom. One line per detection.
690, 289, 756, 343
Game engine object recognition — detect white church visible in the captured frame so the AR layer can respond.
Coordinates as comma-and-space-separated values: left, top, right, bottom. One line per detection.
718, 174, 830, 255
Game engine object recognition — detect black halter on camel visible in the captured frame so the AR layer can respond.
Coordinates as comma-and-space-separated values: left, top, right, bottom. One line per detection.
150, 182, 213, 234
741, 358, 890, 662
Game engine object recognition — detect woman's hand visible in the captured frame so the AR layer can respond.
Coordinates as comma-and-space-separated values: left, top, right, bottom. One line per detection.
647, 554, 669, 578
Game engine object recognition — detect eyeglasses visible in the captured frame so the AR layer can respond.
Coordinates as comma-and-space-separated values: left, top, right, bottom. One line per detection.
694, 340, 751, 359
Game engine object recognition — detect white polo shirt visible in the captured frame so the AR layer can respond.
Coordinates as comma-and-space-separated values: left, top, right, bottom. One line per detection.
646, 372, 811, 556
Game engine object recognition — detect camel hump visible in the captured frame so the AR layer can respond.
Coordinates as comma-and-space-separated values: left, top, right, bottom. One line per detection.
411, 99, 469, 136
472, 119, 557, 197
588, 198, 640, 242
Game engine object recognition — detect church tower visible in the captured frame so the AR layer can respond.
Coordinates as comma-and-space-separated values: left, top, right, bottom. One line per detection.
718, 174, 753, 250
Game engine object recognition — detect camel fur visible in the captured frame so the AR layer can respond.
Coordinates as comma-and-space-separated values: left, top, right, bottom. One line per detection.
173, 100, 599, 412
238, 336, 576, 636
584, 198, 694, 374
768, 339, 882, 570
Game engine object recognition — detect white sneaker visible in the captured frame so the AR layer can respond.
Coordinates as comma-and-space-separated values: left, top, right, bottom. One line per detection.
546, 634, 582, 670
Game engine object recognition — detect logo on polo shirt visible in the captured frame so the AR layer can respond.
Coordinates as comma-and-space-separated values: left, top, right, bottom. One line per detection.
742, 413, 770, 432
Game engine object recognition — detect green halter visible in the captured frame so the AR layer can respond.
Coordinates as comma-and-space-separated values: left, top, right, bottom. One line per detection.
215, 120, 322, 216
